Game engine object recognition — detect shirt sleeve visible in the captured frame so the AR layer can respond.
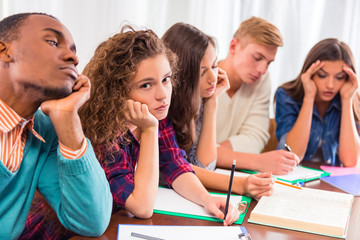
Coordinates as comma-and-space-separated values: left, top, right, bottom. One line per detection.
228, 73, 271, 153
158, 118, 194, 187
100, 145, 136, 211
275, 87, 301, 149
37, 138, 112, 237
58, 137, 87, 159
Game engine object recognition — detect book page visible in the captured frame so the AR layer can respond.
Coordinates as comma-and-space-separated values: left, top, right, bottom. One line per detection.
272, 166, 323, 181
214, 168, 250, 177
154, 187, 244, 218
249, 184, 354, 237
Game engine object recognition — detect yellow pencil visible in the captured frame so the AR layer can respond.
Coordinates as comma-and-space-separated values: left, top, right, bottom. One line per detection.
275, 180, 302, 190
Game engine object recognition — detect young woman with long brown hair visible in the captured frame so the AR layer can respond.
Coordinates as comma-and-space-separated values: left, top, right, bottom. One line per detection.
275, 38, 360, 166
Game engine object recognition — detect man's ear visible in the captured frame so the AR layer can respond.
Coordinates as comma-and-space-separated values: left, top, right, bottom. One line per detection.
229, 38, 239, 55
0, 41, 12, 62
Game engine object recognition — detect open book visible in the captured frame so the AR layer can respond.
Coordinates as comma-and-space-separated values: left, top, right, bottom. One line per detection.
248, 183, 354, 238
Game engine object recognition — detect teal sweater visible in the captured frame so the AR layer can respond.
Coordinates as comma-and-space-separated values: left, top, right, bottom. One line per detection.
0, 110, 112, 239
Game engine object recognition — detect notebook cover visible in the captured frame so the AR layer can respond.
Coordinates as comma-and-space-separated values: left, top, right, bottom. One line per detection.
153, 188, 251, 224
241, 166, 330, 184
321, 174, 360, 196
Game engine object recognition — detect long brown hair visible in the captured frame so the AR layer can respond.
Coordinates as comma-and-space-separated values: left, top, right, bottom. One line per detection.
79, 25, 177, 161
162, 22, 215, 151
279, 38, 360, 124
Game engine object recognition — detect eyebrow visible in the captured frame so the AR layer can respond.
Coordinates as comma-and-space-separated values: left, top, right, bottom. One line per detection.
201, 57, 218, 69
255, 52, 274, 62
318, 68, 345, 75
42, 28, 77, 53
134, 71, 172, 84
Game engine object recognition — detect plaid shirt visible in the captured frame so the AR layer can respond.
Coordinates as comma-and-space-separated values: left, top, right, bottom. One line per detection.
18, 195, 74, 240
101, 117, 194, 211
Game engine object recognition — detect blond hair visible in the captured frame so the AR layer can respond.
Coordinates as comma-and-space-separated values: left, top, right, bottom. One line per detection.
234, 16, 283, 47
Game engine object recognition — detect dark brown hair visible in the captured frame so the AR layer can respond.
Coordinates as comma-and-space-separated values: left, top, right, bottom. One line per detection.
162, 22, 216, 151
280, 38, 360, 123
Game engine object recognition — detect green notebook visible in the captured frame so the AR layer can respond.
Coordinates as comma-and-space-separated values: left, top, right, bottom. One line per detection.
241, 166, 330, 184
153, 187, 251, 224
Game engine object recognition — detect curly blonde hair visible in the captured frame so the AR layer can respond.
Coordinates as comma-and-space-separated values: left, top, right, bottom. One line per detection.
79, 25, 177, 160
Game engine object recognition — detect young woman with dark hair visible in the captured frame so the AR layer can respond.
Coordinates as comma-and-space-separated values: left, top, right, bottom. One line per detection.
163, 22, 274, 199
276, 38, 360, 166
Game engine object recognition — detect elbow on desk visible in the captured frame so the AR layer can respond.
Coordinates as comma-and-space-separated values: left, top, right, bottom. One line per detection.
340, 153, 360, 167
132, 208, 154, 219
66, 213, 111, 237
341, 159, 358, 167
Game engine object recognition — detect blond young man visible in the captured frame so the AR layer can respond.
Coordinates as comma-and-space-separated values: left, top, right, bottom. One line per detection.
216, 17, 300, 175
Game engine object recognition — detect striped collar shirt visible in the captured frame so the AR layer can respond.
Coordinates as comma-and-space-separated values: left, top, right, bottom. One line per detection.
0, 98, 87, 173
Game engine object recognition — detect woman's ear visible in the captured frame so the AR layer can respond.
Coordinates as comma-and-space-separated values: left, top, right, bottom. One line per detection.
0, 41, 12, 62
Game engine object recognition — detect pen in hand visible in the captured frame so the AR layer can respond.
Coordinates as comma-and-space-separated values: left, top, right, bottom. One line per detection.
285, 143, 299, 167
224, 159, 236, 220
284, 143, 292, 152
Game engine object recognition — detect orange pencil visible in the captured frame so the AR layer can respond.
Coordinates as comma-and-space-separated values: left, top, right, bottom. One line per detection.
275, 180, 302, 190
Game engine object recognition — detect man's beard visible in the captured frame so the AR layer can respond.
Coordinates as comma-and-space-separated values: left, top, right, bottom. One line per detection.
21, 82, 72, 100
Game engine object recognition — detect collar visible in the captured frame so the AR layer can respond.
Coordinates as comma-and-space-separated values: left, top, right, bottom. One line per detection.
326, 93, 341, 112
0, 98, 45, 143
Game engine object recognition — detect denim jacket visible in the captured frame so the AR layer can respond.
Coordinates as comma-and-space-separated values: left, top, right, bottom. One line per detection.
275, 87, 346, 166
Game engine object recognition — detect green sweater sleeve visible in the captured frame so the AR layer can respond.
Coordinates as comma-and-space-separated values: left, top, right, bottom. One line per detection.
38, 139, 112, 237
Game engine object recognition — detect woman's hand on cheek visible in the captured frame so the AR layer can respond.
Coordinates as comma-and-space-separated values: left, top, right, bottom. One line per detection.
124, 99, 158, 130
214, 67, 230, 98
301, 60, 323, 100
340, 65, 358, 102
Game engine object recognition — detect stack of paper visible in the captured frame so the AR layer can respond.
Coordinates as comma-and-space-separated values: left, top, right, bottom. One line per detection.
117, 224, 248, 240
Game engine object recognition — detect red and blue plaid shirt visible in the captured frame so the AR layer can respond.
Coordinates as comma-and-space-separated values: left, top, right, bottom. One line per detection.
19, 117, 193, 239
19, 194, 74, 240
101, 117, 194, 212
